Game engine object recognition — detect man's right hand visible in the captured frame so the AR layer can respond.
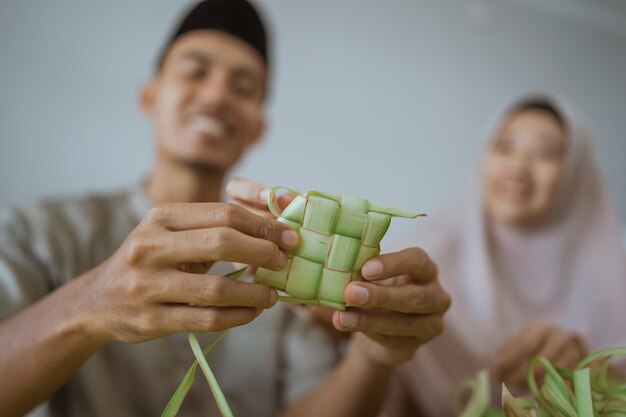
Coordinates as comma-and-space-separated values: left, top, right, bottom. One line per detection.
83, 202, 299, 343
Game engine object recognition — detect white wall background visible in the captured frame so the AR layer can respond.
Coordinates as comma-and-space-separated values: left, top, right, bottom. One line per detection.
1, 0, 625, 242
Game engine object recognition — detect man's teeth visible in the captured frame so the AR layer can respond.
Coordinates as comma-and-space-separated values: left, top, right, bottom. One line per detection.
190, 115, 226, 137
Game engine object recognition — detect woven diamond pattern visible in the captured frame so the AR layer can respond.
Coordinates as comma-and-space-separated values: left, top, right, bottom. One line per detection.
255, 190, 405, 310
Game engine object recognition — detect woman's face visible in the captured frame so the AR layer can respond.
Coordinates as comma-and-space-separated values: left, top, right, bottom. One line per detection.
483, 109, 567, 227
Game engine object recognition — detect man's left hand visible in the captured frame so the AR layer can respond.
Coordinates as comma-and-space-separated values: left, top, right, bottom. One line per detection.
335, 248, 450, 367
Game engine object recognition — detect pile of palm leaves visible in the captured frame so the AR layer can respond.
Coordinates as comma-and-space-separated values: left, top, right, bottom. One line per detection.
458, 347, 626, 417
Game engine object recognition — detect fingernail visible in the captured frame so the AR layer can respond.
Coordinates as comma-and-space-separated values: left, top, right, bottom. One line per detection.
281, 230, 299, 248
348, 285, 369, 305
259, 188, 270, 202
268, 290, 278, 307
338, 311, 358, 329
361, 260, 382, 278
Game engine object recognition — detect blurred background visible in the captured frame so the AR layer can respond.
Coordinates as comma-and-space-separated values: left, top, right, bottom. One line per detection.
1, 0, 625, 243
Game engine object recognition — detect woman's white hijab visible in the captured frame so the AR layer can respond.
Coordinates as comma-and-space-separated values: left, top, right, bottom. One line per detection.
390, 94, 626, 417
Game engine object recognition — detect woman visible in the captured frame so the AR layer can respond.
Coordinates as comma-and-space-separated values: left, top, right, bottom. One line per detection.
384, 94, 626, 416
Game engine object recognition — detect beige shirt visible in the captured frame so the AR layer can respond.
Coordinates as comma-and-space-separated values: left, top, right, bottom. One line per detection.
0, 185, 338, 417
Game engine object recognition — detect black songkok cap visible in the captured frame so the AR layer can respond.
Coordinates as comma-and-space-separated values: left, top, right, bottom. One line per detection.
158, 0, 269, 69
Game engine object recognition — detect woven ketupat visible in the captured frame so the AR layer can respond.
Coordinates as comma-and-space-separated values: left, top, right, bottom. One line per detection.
254, 188, 423, 310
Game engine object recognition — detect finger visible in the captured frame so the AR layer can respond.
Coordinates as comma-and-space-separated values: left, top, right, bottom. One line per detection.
355, 332, 423, 366
151, 227, 291, 270
494, 323, 552, 381
225, 177, 268, 205
553, 345, 584, 370
331, 309, 444, 340
308, 306, 348, 340
231, 199, 276, 219
231, 194, 294, 211
535, 332, 571, 363
498, 352, 545, 388
361, 248, 438, 283
361, 331, 420, 346
504, 364, 533, 389
535, 331, 585, 369
145, 203, 299, 250
150, 272, 278, 309
225, 178, 294, 212
158, 305, 261, 333
344, 281, 451, 314
275, 194, 295, 211
495, 322, 552, 368
362, 331, 422, 351
309, 305, 335, 325
572, 333, 589, 358
506, 347, 555, 388
178, 262, 213, 274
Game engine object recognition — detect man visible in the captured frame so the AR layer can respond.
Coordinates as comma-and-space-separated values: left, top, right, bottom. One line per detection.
0, 1, 450, 416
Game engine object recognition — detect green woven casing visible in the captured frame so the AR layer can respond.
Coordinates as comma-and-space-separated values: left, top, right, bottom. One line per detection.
254, 190, 422, 310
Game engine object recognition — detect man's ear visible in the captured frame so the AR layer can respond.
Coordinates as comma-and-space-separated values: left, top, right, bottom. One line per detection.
139, 80, 158, 116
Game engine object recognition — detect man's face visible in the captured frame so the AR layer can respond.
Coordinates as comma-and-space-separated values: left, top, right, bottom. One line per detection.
142, 30, 266, 171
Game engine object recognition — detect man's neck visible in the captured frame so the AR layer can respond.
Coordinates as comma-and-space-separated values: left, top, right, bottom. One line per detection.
144, 157, 225, 204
